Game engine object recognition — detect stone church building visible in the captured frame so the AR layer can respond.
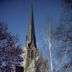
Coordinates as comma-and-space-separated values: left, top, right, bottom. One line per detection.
21, 7, 49, 72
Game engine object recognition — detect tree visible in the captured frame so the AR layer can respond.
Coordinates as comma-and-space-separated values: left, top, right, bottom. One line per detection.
53, 0, 72, 72
39, 0, 72, 72
39, 16, 54, 72
0, 23, 23, 71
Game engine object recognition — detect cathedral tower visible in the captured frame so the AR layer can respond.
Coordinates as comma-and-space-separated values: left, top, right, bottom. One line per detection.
22, 6, 39, 72
22, 6, 48, 72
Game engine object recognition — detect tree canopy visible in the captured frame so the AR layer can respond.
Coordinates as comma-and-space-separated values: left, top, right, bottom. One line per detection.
0, 23, 23, 69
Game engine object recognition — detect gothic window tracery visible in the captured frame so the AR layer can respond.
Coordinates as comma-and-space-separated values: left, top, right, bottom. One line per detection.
27, 49, 31, 58
31, 50, 34, 59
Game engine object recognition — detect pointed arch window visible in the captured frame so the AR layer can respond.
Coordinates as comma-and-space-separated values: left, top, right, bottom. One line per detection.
27, 48, 30, 58
31, 50, 34, 59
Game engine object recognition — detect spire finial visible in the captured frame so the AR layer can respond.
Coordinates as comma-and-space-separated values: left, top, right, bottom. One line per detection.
26, 5, 37, 48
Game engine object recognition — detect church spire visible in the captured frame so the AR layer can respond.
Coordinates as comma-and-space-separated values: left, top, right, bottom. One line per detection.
26, 6, 37, 48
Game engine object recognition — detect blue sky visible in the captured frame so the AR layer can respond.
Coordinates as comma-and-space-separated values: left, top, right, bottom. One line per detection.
0, 0, 62, 45
0, 0, 63, 70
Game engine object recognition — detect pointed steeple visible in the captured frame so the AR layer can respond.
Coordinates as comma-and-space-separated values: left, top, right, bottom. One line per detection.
26, 6, 37, 48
